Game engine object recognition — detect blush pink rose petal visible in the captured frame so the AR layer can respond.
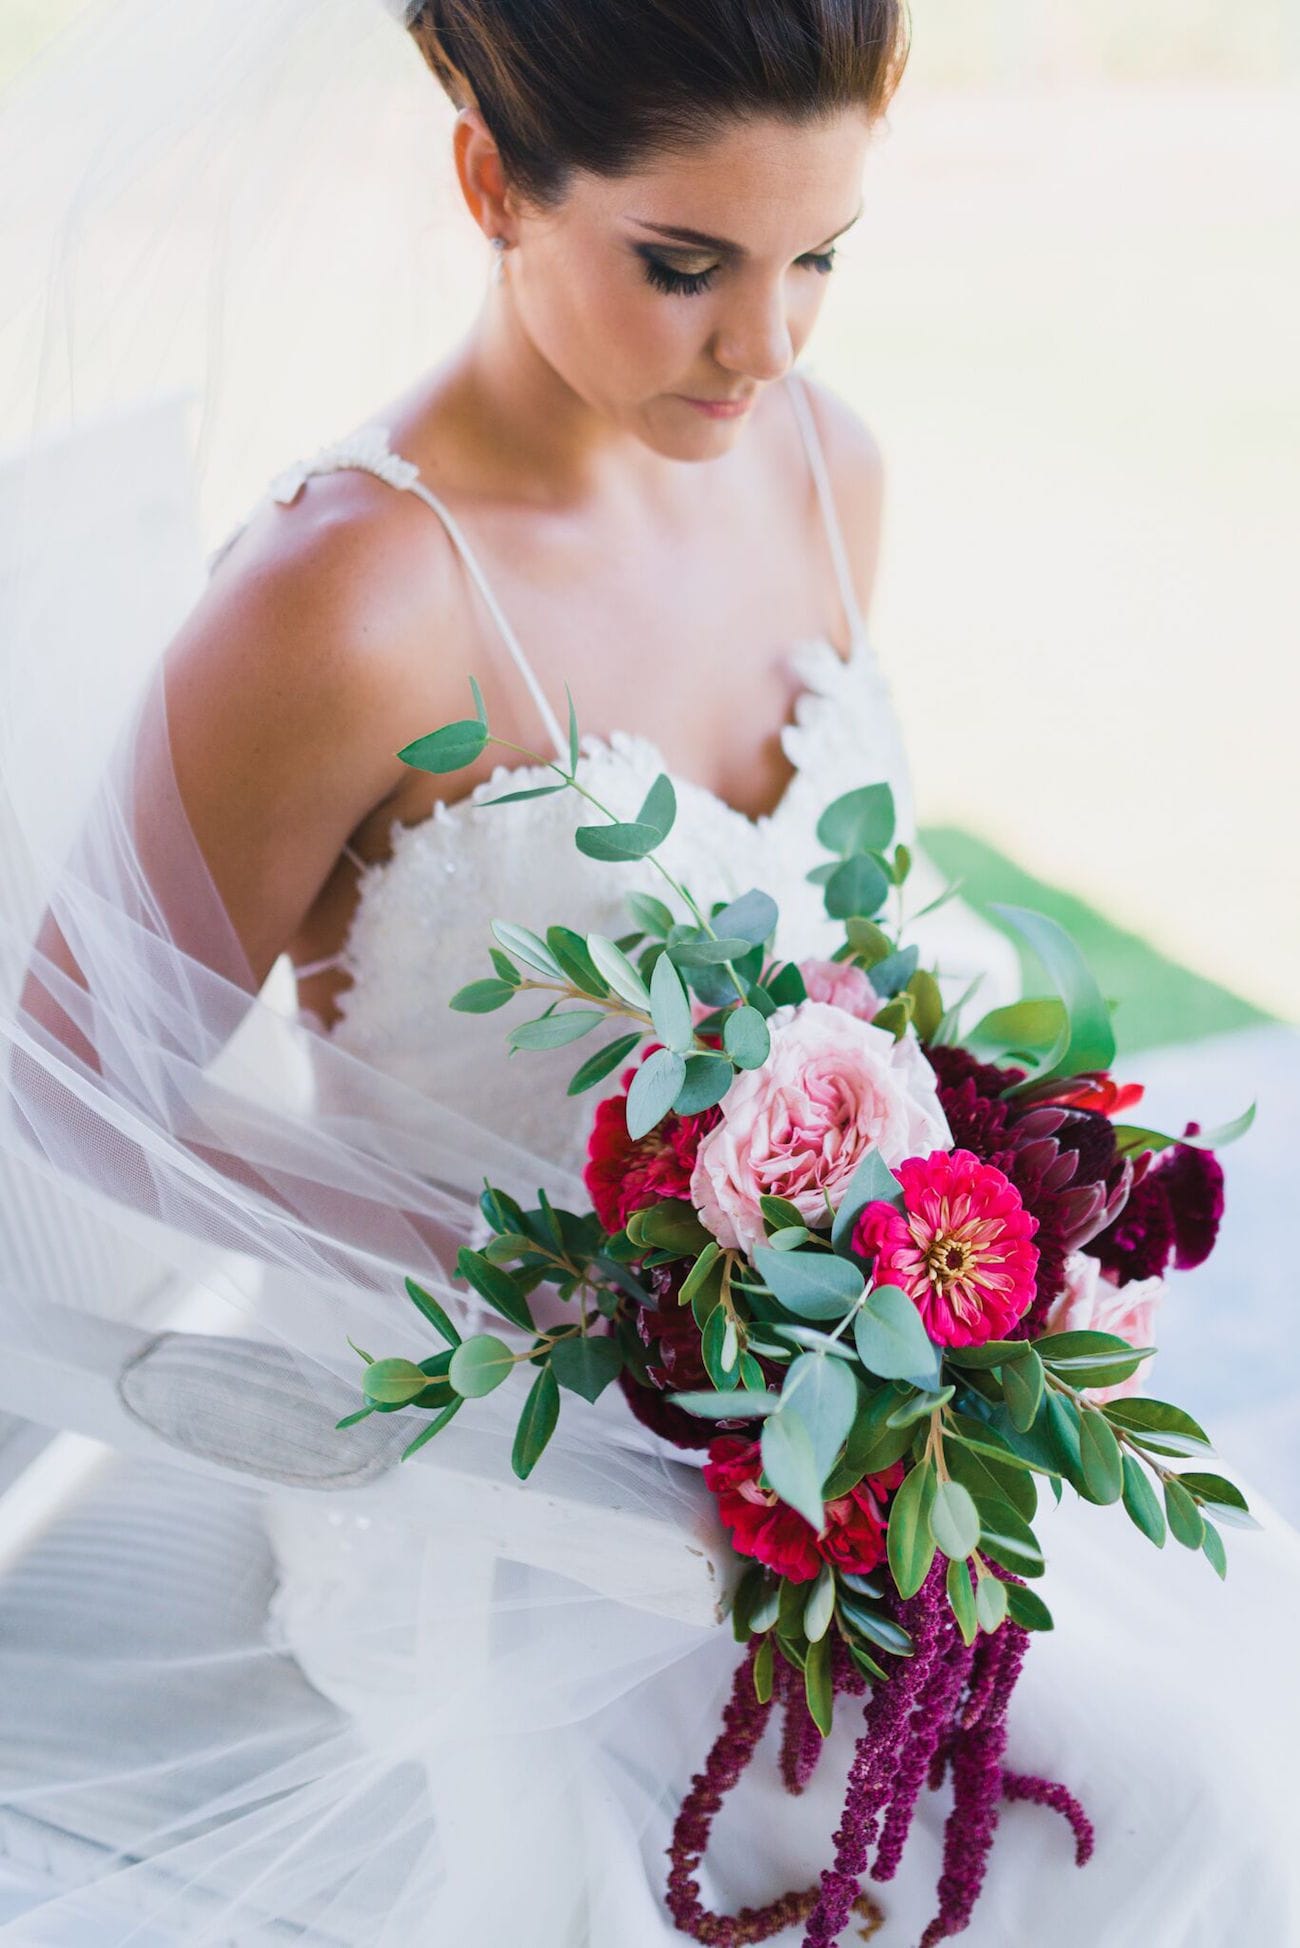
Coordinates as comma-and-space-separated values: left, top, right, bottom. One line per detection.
1041, 1250, 1165, 1403
797, 957, 880, 1022
688, 1001, 952, 1256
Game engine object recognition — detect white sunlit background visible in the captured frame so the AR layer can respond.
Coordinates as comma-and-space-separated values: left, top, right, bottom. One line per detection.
0, 2, 1297, 1507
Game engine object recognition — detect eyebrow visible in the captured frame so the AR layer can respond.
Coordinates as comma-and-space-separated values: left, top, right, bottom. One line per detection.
629, 204, 864, 258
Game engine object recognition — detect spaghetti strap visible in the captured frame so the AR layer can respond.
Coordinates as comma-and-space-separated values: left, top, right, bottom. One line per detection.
785, 369, 870, 653
394, 471, 570, 764
219, 423, 570, 764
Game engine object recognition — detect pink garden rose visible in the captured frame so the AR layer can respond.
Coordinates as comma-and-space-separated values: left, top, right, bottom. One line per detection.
689, 1001, 951, 1256
1041, 1250, 1164, 1402
852, 1148, 1040, 1347
797, 956, 880, 1022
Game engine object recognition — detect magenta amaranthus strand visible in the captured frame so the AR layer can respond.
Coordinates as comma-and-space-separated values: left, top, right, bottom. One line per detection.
669, 1565, 1093, 1948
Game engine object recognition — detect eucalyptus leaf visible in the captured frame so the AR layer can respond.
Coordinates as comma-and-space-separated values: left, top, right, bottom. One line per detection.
724, 1005, 770, 1070
753, 1635, 775, 1703
575, 820, 663, 863
626, 1046, 687, 1140
865, 945, 919, 1000
1201, 1520, 1228, 1580
479, 783, 567, 807
637, 771, 677, 840
398, 718, 488, 775
450, 978, 517, 1014
490, 921, 565, 980
546, 925, 610, 996
761, 1194, 809, 1233
670, 1389, 779, 1419
825, 853, 891, 921
672, 1052, 735, 1115
752, 1246, 864, 1321
671, 936, 754, 966
626, 891, 676, 938
509, 1009, 604, 1051
712, 888, 779, 947
586, 934, 653, 1010
650, 950, 694, 1052
830, 1147, 904, 1247
816, 783, 895, 857
761, 1409, 825, 1532
853, 1285, 939, 1385
782, 1353, 857, 1486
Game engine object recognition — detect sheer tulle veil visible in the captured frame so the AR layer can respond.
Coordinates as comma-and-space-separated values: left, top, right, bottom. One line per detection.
0, 1, 760, 1938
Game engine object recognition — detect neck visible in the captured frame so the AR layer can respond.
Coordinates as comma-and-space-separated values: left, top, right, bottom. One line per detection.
432, 286, 681, 509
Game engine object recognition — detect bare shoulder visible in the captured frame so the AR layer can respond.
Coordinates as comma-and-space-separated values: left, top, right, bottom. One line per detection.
792, 373, 886, 619
181, 467, 466, 797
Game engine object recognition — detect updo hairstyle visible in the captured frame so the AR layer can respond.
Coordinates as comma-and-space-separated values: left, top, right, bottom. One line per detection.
406, 0, 910, 207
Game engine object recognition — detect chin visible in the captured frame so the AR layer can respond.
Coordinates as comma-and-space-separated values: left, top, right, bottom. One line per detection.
636, 398, 752, 462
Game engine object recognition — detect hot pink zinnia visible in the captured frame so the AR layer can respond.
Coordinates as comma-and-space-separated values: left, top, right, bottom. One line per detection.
852, 1148, 1040, 1347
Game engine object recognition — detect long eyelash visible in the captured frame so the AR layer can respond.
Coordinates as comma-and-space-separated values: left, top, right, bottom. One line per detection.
640, 255, 718, 297
639, 246, 838, 298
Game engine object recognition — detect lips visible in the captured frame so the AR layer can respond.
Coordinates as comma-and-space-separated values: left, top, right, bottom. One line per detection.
680, 392, 756, 419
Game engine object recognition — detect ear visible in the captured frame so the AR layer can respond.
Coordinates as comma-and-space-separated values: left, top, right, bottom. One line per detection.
452, 108, 515, 244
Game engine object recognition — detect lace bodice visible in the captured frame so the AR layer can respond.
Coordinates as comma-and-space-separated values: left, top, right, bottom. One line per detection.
214, 376, 1020, 1183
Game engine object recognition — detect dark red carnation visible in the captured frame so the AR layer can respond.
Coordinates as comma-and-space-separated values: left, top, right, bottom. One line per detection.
583, 1056, 720, 1233
704, 1436, 905, 1584
1161, 1133, 1225, 1270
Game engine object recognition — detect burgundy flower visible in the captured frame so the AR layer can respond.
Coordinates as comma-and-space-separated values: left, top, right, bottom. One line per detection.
618, 1263, 747, 1451
1086, 1128, 1224, 1286
583, 1055, 720, 1233
704, 1436, 903, 1584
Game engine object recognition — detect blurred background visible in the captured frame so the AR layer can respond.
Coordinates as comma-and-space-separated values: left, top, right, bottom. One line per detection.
0, 2, 1297, 1496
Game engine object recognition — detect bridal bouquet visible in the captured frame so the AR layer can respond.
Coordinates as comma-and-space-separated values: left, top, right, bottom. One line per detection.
343, 681, 1253, 1947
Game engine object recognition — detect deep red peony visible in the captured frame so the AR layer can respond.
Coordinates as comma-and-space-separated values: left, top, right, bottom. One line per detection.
584, 1057, 720, 1234
704, 1436, 904, 1584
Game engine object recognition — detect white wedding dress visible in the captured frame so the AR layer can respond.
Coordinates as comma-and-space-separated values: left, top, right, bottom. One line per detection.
227, 374, 1300, 1947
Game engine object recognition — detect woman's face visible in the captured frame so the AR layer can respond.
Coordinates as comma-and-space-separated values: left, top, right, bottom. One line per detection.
506, 112, 874, 459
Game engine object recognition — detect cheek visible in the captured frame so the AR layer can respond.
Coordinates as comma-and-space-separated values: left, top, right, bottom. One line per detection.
520, 245, 705, 399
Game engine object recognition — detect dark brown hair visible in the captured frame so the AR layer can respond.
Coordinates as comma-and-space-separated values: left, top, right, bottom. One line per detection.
408, 0, 910, 206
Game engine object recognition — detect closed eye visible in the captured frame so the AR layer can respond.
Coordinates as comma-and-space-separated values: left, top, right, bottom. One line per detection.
637, 246, 838, 299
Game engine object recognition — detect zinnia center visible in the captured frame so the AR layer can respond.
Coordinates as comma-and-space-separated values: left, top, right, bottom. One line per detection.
913, 1211, 1004, 1321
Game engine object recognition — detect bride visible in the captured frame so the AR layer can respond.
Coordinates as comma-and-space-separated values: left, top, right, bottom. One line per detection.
4, 1, 1300, 1943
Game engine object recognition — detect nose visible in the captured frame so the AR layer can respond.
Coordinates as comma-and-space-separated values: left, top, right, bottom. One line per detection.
711, 283, 795, 384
